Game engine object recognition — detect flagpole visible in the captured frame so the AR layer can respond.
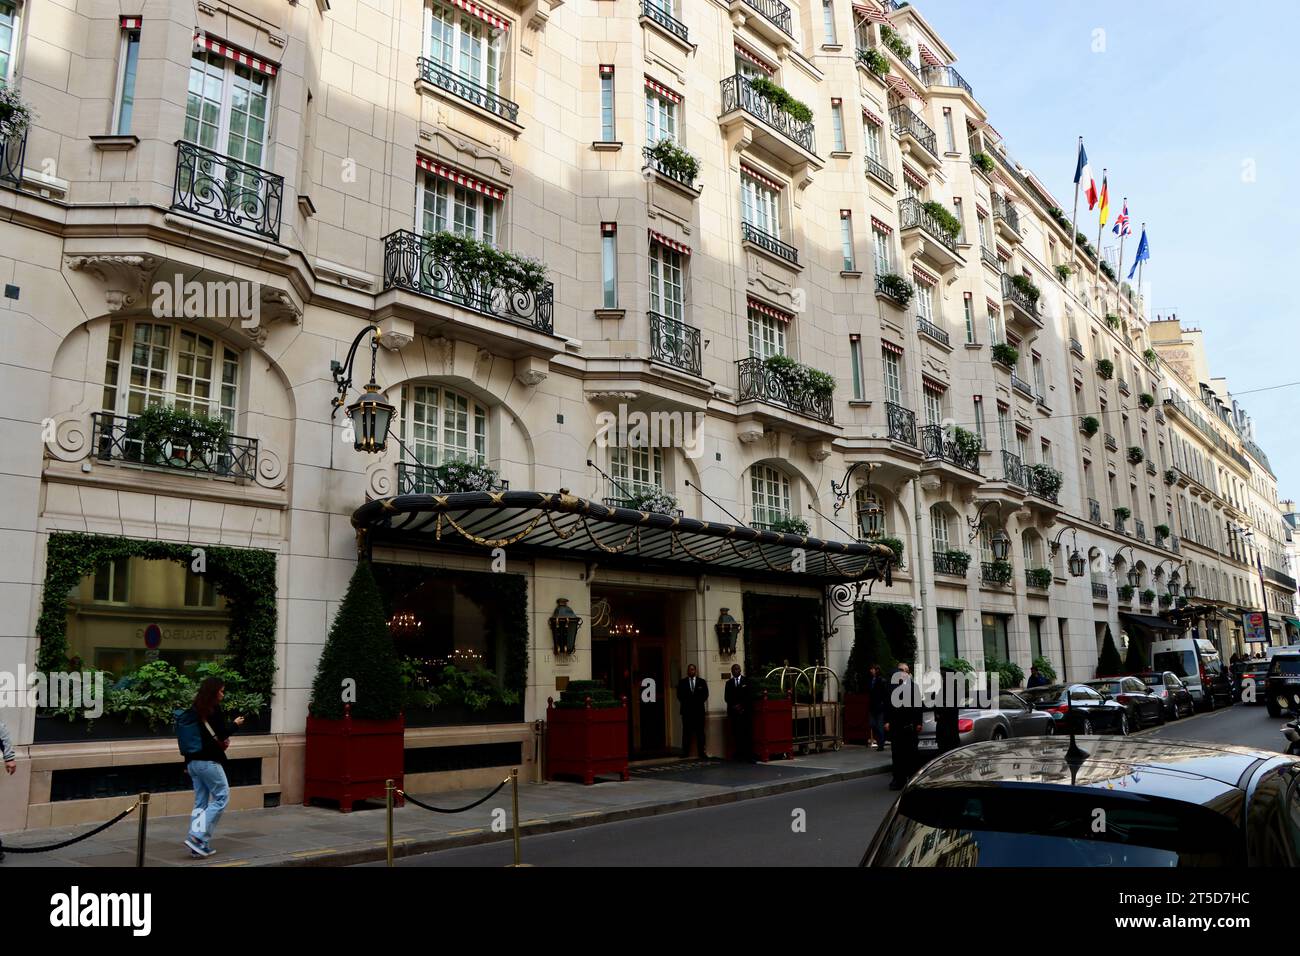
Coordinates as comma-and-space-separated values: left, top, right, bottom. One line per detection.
1136, 221, 1146, 298
1113, 198, 1127, 315
1068, 136, 1081, 268
1093, 168, 1106, 300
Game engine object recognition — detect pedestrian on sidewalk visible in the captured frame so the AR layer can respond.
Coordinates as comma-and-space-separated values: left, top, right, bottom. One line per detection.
1026, 665, 1050, 689
885, 664, 922, 790
1, 717, 16, 775
724, 663, 752, 761
677, 664, 709, 759
866, 664, 888, 751
180, 676, 244, 858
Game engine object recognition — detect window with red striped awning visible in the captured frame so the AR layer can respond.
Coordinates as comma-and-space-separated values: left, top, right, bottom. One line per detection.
193, 31, 278, 76
870, 216, 893, 235
121, 15, 142, 29
881, 340, 904, 356
417, 156, 507, 201
734, 43, 777, 74
645, 76, 682, 104
446, 0, 511, 31
649, 229, 691, 256
740, 164, 784, 191
917, 43, 942, 66
852, 2, 888, 24
862, 106, 884, 126
912, 265, 938, 287
747, 296, 793, 323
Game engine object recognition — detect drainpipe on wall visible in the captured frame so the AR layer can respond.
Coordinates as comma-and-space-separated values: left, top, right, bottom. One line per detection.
912, 476, 929, 676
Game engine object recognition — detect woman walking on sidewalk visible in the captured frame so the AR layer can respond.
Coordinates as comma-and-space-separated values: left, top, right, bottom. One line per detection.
183, 677, 244, 858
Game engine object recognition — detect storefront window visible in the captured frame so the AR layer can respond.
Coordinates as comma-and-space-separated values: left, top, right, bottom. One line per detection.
981, 613, 1009, 664
938, 609, 960, 662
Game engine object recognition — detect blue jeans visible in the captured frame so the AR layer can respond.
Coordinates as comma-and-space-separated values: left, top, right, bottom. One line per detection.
870, 713, 886, 747
188, 760, 230, 847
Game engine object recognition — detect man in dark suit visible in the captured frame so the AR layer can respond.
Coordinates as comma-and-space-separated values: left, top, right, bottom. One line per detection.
677, 663, 709, 759
723, 663, 751, 761
885, 663, 923, 790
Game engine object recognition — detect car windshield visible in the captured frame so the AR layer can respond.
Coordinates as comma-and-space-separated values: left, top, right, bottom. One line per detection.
1019, 687, 1064, 705
1153, 650, 1196, 678
1089, 681, 1122, 695
869, 787, 1243, 867
1269, 656, 1300, 676
1138, 674, 1162, 687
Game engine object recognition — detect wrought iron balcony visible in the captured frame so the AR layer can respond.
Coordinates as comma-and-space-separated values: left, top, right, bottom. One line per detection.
735, 356, 834, 424
1170, 535, 1180, 553
1146, 460, 1157, 476
898, 197, 958, 253
1025, 465, 1061, 504
1118, 378, 1130, 395
642, 145, 698, 190
1135, 519, 1146, 541
981, 246, 1001, 272
1010, 371, 1034, 399
886, 402, 917, 446
889, 106, 938, 159
1089, 498, 1102, 524
1092, 581, 1108, 600
649, 311, 702, 376
640, 0, 689, 41
0, 128, 26, 188
91, 411, 257, 480
916, 316, 949, 347
172, 141, 283, 241
417, 56, 520, 124
720, 74, 815, 155
865, 155, 895, 189
381, 229, 554, 334
875, 274, 912, 306
396, 461, 509, 495
1001, 450, 1025, 488
919, 424, 979, 474
1104, 433, 1118, 451
1000, 273, 1040, 319
1026, 569, 1051, 589
1139, 590, 1153, 606
933, 552, 970, 576
1070, 337, 1085, 357
603, 480, 684, 516
981, 561, 1013, 586
1113, 509, 1128, 533
741, 220, 799, 265
920, 64, 974, 99
992, 194, 1021, 235
740, 0, 793, 35
1266, 566, 1298, 591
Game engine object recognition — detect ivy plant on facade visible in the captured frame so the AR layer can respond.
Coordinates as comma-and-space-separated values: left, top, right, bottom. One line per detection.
36, 532, 277, 699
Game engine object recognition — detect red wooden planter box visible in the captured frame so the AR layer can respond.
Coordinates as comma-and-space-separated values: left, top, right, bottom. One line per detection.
751, 693, 794, 762
843, 692, 872, 745
303, 707, 405, 812
546, 697, 629, 785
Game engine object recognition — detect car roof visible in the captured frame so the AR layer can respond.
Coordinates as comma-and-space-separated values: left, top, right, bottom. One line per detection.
914, 737, 1282, 792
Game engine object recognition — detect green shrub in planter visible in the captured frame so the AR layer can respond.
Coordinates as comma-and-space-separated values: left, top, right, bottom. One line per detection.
424, 231, 548, 294
1027, 567, 1053, 588
1141, 589, 1156, 604
1100, 260, 1116, 281
1127, 446, 1145, 465
768, 514, 811, 535
627, 486, 679, 515
647, 137, 700, 184
747, 76, 813, 123
1055, 263, 1072, 281
940, 657, 974, 675
761, 353, 835, 400
1032, 656, 1057, 683
857, 47, 889, 76
1080, 415, 1100, 437
971, 152, 994, 174
876, 272, 914, 307
422, 461, 501, 492
877, 536, 904, 564
1143, 347, 1159, 366
880, 25, 912, 58
1095, 358, 1114, 380
921, 200, 963, 240
1154, 523, 1170, 539
992, 342, 1019, 366
942, 550, 971, 573
1010, 273, 1041, 304
1118, 584, 1135, 601
952, 426, 982, 459
1026, 464, 1063, 499
124, 404, 230, 465
987, 659, 1024, 690
1138, 392, 1155, 410
1159, 593, 1173, 607
1164, 469, 1177, 485
1114, 506, 1131, 521
555, 679, 623, 709
1104, 313, 1121, 330
309, 561, 403, 720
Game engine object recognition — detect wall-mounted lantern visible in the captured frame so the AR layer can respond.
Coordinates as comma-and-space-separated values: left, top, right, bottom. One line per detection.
715, 608, 742, 656
548, 598, 583, 656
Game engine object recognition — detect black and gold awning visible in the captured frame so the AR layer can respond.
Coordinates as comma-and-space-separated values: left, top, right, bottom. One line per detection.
352, 490, 895, 584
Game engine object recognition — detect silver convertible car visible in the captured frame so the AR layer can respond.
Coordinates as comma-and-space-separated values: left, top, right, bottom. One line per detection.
917, 691, 1056, 753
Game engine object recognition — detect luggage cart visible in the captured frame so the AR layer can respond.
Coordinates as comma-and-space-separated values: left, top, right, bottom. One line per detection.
765, 662, 842, 754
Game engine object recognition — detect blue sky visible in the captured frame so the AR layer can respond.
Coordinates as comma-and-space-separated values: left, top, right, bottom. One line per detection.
913, 0, 1298, 497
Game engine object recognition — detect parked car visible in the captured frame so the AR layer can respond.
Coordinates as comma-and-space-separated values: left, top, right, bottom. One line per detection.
1234, 658, 1271, 705
1150, 637, 1232, 710
1085, 676, 1165, 728
860, 738, 1300, 866
1135, 671, 1195, 720
917, 691, 1056, 752
1265, 652, 1300, 718
1019, 683, 1130, 735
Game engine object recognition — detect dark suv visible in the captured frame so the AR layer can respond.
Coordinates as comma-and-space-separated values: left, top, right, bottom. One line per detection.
1266, 653, 1300, 718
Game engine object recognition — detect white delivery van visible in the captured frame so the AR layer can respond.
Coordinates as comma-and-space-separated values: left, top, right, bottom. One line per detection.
1150, 638, 1232, 710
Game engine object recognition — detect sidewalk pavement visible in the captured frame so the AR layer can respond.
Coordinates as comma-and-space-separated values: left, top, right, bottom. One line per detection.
0, 745, 892, 867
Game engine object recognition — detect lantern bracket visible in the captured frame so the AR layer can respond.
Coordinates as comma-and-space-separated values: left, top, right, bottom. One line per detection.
331, 324, 382, 419
966, 499, 1003, 544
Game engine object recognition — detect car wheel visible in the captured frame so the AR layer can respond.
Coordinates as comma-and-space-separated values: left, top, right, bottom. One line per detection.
1044, 719, 1056, 736
1118, 713, 1130, 736
1082, 718, 1094, 735
1206, 692, 1217, 712
991, 727, 1007, 741
1167, 702, 1178, 721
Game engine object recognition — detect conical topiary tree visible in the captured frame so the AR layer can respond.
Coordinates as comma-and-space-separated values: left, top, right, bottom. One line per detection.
309, 561, 403, 720
843, 625, 872, 694
1096, 626, 1123, 677
862, 602, 897, 672
1123, 633, 1146, 674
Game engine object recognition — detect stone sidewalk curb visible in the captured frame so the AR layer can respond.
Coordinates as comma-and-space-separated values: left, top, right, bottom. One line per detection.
236, 761, 894, 868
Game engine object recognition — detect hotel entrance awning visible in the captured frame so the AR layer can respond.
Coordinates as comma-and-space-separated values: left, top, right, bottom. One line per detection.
352, 490, 896, 585
1118, 612, 1181, 633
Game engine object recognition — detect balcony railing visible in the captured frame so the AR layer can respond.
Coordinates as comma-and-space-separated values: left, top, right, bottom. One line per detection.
0, 129, 26, 188
886, 401, 917, 446
1025, 466, 1061, 504
1266, 566, 1298, 591
920, 64, 974, 99
642, 145, 697, 190
603, 479, 684, 516
91, 411, 257, 480
741, 220, 799, 265
889, 106, 938, 159
1089, 498, 1102, 523
1135, 519, 1146, 541
1113, 509, 1127, 533
396, 461, 509, 495
1010, 371, 1034, 399
641, 0, 689, 41
735, 356, 834, 424
381, 229, 554, 334
1146, 460, 1157, 476
981, 246, 1001, 272
1092, 581, 1108, 600
741, 0, 793, 35
920, 424, 979, 474
1026, 570, 1050, 589
865, 155, 895, 189
933, 552, 969, 576
875, 274, 910, 305
417, 56, 520, 124
981, 561, 1013, 586
649, 311, 702, 376
1000, 273, 1039, 318
992, 195, 1021, 235
720, 74, 815, 155
1104, 434, 1118, 451
1070, 337, 1085, 357
898, 197, 958, 253
916, 316, 950, 347
1118, 378, 1130, 395
172, 141, 283, 241
1002, 450, 1025, 488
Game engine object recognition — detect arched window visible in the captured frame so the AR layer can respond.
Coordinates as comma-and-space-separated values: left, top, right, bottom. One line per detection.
929, 504, 950, 552
400, 383, 488, 467
101, 320, 241, 427
751, 464, 792, 528
609, 444, 663, 505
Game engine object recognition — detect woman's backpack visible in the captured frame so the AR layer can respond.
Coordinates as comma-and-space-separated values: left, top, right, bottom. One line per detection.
174, 707, 204, 757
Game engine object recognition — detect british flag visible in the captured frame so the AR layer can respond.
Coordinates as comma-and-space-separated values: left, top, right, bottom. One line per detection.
1113, 201, 1131, 237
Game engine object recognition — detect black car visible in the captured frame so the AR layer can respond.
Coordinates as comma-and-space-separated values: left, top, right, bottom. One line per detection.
1019, 683, 1130, 735
1235, 659, 1271, 705
861, 737, 1300, 866
1085, 676, 1164, 728
1265, 653, 1300, 718
1136, 671, 1195, 720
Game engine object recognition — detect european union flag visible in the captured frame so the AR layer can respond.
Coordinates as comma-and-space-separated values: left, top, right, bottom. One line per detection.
1127, 228, 1149, 280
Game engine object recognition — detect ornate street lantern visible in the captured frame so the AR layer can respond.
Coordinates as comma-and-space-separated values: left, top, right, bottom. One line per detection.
991, 529, 1012, 562
1183, 584, 1196, 599
1068, 548, 1087, 578
715, 608, 742, 656
548, 598, 583, 656
331, 324, 395, 454
1168, 578, 1181, 597
1127, 567, 1140, 587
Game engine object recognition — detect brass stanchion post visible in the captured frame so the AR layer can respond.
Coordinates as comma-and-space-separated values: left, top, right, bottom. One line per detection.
135, 792, 150, 868
385, 778, 395, 867
511, 769, 521, 867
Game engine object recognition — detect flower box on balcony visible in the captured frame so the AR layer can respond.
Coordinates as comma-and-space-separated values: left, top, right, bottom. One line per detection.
547, 687, 630, 785
1026, 567, 1052, 589
1138, 392, 1155, 410
992, 342, 1019, 367
644, 138, 701, 191
1140, 589, 1156, 605
856, 47, 889, 77
1080, 415, 1100, 437
1095, 358, 1114, 380
1127, 446, 1145, 465
1164, 469, 1177, 485
1118, 584, 1135, 602
875, 272, 914, 307
971, 151, 994, 175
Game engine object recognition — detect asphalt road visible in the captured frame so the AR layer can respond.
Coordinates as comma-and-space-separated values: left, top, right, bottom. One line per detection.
371, 702, 1292, 868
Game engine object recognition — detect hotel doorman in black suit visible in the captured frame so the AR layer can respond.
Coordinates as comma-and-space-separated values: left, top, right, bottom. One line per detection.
677, 664, 709, 758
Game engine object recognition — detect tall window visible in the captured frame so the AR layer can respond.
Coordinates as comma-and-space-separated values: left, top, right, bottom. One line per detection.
601, 222, 618, 308
648, 242, 684, 321
426, 1, 502, 94
102, 321, 240, 429
863, 118, 884, 165
963, 293, 975, 343
872, 223, 892, 275
938, 609, 960, 661
930, 505, 950, 552
735, 47, 769, 81
599, 65, 615, 141
987, 307, 1001, 345
185, 51, 271, 169
923, 385, 944, 427
1032, 354, 1045, 396
1040, 439, 1053, 468
402, 383, 488, 467
751, 464, 793, 526
850, 335, 864, 400
747, 306, 786, 360
831, 99, 846, 150
839, 210, 856, 271
645, 86, 677, 144
942, 107, 956, 152
741, 170, 781, 238
973, 397, 986, 444
981, 613, 1010, 663
821, 0, 837, 44
997, 404, 1009, 450
881, 348, 902, 405
0, 1, 17, 82
977, 213, 990, 249
93, 557, 130, 605
610, 443, 663, 500
903, 171, 922, 202
420, 173, 498, 245
112, 21, 142, 135
915, 279, 936, 324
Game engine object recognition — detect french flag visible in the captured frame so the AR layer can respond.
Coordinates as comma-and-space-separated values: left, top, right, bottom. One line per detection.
1075, 140, 1098, 210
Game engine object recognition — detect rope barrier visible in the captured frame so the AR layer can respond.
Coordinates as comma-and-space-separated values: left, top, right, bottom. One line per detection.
395, 777, 510, 814
0, 802, 139, 855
